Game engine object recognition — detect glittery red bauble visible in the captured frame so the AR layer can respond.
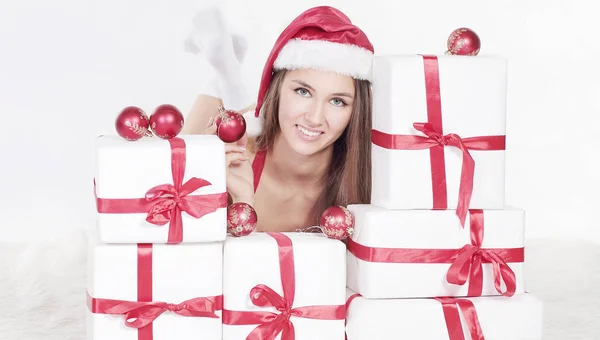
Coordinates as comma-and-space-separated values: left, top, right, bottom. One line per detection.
149, 104, 184, 139
319, 206, 354, 240
227, 202, 257, 237
446, 28, 481, 56
115, 106, 150, 141
215, 110, 246, 143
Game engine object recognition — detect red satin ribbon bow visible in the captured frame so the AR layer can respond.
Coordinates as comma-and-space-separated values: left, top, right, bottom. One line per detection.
435, 297, 485, 340
371, 55, 506, 227
87, 293, 223, 328
223, 232, 346, 340
95, 137, 228, 243
446, 209, 517, 297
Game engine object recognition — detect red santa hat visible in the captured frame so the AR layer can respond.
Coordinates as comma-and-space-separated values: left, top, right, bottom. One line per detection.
243, 6, 374, 137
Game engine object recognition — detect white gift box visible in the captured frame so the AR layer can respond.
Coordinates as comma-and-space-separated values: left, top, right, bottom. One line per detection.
94, 135, 227, 244
222, 232, 347, 340
345, 288, 543, 340
371, 54, 507, 211
346, 204, 525, 299
86, 238, 223, 340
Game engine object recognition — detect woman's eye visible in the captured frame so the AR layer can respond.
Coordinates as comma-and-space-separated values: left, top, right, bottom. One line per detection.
295, 88, 310, 97
331, 98, 346, 107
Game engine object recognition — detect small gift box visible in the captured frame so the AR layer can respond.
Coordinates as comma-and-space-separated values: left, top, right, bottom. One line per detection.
370, 55, 507, 226
345, 289, 543, 340
94, 135, 227, 244
86, 237, 223, 340
222, 232, 347, 339
346, 204, 526, 299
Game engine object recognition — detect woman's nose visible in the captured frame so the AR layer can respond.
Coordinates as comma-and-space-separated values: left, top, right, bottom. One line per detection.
304, 102, 325, 125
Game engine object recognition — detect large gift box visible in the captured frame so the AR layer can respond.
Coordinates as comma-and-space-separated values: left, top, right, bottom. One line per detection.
346, 204, 525, 299
222, 232, 347, 340
345, 289, 543, 340
86, 238, 224, 340
94, 135, 228, 244
370, 54, 507, 226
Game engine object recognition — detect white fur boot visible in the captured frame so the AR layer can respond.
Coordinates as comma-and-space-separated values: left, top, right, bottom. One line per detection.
184, 5, 263, 137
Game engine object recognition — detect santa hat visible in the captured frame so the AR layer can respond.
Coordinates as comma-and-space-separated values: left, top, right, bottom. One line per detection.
244, 6, 375, 137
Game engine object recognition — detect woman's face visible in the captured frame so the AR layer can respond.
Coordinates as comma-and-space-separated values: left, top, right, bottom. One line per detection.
278, 69, 355, 156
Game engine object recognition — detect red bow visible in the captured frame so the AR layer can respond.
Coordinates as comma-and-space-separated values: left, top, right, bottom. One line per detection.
87, 293, 223, 329
95, 137, 228, 243
446, 209, 517, 297
435, 297, 485, 340
223, 233, 346, 340
446, 244, 516, 297
371, 123, 504, 228
413, 122, 475, 227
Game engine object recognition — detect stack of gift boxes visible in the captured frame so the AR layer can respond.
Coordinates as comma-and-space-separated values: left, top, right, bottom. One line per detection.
344, 54, 544, 339
86, 53, 543, 340
88, 136, 229, 339
88, 135, 348, 340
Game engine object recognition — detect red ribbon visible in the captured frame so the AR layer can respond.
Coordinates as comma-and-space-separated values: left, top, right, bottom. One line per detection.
95, 137, 228, 243
371, 55, 506, 227
346, 210, 522, 297
344, 293, 484, 340
87, 244, 223, 340
435, 297, 485, 340
222, 232, 346, 340
344, 293, 362, 340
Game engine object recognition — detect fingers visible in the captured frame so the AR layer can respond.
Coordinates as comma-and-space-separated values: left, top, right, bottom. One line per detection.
225, 144, 247, 153
226, 151, 248, 167
202, 116, 218, 135
226, 167, 254, 199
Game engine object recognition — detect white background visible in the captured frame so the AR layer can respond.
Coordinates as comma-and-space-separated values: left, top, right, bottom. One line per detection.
0, 0, 598, 244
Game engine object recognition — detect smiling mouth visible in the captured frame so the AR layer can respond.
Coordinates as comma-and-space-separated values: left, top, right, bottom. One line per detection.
296, 124, 323, 137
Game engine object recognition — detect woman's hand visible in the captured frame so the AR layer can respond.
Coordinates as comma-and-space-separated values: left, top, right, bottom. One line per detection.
202, 115, 255, 206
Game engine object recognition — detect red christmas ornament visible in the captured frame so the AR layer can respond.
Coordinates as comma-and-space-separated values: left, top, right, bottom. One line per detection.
215, 106, 246, 143
227, 202, 257, 237
446, 28, 481, 56
149, 104, 184, 139
115, 106, 151, 141
319, 206, 354, 240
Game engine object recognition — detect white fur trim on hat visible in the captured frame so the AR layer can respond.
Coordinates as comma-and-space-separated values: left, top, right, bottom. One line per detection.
273, 38, 373, 81
243, 110, 264, 138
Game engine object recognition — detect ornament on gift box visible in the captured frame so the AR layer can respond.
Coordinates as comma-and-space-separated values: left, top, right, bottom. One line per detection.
227, 202, 257, 237
115, 106, 151, 141
215, 105, 247, 143
295, 206, 355, 240
446, 28, 481, 56
319, 205, 354, 240
149, 104, 185, 139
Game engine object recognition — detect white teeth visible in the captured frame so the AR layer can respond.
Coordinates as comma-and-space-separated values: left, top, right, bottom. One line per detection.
297, 125, 321, 137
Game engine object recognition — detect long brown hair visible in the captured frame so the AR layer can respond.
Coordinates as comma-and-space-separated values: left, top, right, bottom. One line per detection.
254, 70, 372, 224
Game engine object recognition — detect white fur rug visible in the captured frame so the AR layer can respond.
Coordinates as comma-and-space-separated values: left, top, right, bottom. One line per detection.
0, 229, 87, 340
0, 229, 598, 339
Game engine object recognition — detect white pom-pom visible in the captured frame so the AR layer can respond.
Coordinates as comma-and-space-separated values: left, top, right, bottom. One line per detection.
243, 110, 264, 138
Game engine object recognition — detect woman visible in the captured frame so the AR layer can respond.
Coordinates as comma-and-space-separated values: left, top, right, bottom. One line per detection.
184, 6, 374, 232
